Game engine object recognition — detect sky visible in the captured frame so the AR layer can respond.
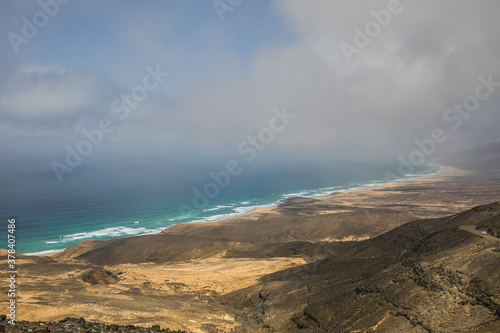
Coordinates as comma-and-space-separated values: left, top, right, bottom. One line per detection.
1, 0, 500, 181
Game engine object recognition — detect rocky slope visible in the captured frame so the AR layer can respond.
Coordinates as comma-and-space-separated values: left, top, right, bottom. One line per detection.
58, 209, 414, 266
221, 202, 500, 332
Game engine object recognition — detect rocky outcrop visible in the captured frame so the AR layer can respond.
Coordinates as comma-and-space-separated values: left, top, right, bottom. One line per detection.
81, 269, 120, 285
0, 317, 187, 333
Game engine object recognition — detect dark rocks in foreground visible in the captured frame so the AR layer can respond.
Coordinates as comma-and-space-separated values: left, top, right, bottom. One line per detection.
0, 317, 187, 333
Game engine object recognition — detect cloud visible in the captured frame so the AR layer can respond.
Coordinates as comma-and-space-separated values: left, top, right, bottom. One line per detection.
1, 0, 500, 170
1, 66, 109, 120
170, 0, 500, 160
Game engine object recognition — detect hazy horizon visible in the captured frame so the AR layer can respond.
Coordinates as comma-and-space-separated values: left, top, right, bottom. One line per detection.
1, 0, 500, 183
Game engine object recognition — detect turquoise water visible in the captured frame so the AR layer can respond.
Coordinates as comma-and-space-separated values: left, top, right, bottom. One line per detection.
0, 162, 443, 255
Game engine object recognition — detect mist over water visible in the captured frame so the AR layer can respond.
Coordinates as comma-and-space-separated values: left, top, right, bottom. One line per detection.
0, 161, 441, 254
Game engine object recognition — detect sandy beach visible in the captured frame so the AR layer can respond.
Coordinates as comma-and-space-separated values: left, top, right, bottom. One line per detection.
180, 165, 498, 228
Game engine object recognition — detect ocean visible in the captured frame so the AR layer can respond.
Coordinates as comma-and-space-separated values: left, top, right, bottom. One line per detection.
0, 161, 443, 255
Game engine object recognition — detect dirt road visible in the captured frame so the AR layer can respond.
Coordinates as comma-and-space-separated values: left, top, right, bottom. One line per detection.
460, 225, 500, 242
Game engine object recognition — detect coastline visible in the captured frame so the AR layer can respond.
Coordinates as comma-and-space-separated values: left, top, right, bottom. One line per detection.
180, 165, 447, 223
160, 164, 499, 241
29, 163, 499, 256
165, 165, 472, 230
28, 165, 442, 256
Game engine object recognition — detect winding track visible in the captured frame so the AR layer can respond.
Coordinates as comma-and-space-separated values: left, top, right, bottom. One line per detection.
460, 225, 500, 242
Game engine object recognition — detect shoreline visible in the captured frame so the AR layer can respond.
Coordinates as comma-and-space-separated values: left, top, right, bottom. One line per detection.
25, 165, 449, 256
166, 164, 459, 230
187, 165, 447, 220
29, 163, 500, 257
25, 165, 445, 256
161, 164, 499, 241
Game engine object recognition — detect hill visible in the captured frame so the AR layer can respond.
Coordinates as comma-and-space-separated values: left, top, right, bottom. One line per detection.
221, 202, 500, 332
